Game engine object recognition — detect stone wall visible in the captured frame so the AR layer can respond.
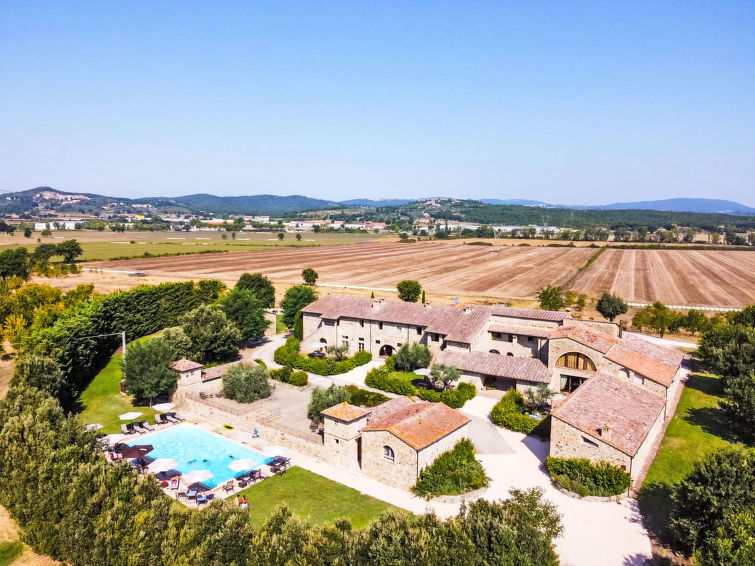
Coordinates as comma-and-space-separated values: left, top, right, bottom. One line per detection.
549, 416, 632, 472
629, 404, 666, 482
567, 319, 620, 337
361, 430, 419, 489
416, 426, 470, 473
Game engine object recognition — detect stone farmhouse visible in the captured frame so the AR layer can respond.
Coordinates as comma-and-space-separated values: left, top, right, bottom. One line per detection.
300, 296, 683, 397
301, 295, 686, 477
321, 396, 470, 489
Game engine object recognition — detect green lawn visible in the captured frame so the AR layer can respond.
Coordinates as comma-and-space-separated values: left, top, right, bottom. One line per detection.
0, 230, 389, 261
79, 351, 158, 434
237, 466, 399, 528
275, 314, 287, 334
638, 369, 736, 542
0, 541, 22, 566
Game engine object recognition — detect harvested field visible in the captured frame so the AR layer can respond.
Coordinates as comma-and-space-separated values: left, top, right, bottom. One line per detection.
88, 241, 595, 300
571, 249, 755, 308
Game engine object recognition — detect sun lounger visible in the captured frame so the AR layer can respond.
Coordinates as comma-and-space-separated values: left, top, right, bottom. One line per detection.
168, 412, 186, 422
186, 489, 197, 500
196, 494, 208, 506
165, 414, 180, 424
121, 424, 134, 435
141, 421, 156, 432
222, 480, 235, 494
132, 423, 148, 434
155, 414, 167, 425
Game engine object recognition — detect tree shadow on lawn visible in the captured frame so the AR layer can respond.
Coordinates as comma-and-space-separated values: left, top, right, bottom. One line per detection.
683, 373, 723, 397
682, 406, 741, 444
637, 482, 675, 545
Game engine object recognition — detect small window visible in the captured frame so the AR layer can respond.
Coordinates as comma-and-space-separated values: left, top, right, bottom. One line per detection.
383, 445, 395, 462
360, 319, 364, 327
506, 352, 513, 357
375, 339, 381, 344
416, 326, 422, 335
342, 340, 348, 348
378, 322, 383, 330
334, 438, 340, 444
343, 335, 348, 339
319, 338, 327, 344
358, 340, 365, 351
527, 336, 534, 343
397, 343, 402, 347
581, 436, 598, 448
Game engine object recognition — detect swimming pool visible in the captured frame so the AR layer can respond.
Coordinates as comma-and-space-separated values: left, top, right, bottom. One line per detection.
128, 423, 270, 488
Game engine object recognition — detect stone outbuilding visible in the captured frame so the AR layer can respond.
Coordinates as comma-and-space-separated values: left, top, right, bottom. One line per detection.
549, 372, 667, 482
321, 397, 471, 489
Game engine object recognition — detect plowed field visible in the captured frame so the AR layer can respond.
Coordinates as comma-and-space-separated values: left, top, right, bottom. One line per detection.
570, 249, 755, 308
88, 241, 594, 300
87, 242, 755, 307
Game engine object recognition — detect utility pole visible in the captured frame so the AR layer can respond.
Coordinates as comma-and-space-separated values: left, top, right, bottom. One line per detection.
122, 331, 127, 357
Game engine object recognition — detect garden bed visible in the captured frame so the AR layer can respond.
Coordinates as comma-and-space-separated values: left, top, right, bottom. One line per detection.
274, 336, 372, 375
545, 456, 631, 497
413, 440, 489, 498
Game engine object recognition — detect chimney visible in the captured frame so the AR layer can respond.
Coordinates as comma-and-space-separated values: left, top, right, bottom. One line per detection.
598, 424, 611, 440
463, 306, 471, 314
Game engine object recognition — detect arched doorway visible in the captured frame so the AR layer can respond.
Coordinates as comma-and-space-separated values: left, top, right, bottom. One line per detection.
379, 344, 395, 357
506, 352, 514, 356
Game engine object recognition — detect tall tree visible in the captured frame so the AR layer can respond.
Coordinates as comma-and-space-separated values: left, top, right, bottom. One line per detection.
222, 364, 271, 403
536, 285, 564, 311
56, 240, 83, 263
397, 280, 422, 302
235, 273, 275, 308
302, 268, 319, 286
0, 248, 30, 280
595, 293, 628, 321
122, 337, 179, 402
220, 288, 269, 341
280, 285, 317, 329
178, 305, 241, 363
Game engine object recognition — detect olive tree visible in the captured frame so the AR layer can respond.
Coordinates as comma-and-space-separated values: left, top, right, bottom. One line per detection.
397, 279, 422, 302
307, 384, 351, 422
595, 293, 628, 321
222, 364, 271, 403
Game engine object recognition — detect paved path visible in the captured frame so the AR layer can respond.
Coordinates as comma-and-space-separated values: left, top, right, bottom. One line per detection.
625, 331, 697, 350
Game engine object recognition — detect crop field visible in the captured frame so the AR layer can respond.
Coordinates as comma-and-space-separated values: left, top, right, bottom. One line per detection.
0, 230, 387, 261
570, 248, 755, 308
83, 241, 755, 308
88, 241, 596, 299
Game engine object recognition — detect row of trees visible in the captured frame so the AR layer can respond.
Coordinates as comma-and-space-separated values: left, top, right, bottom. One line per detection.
632, 302, 730, 337
698, 306, 755, 443
0, 240, 83, 280
536, 285, 589, 312
0, 385, 563, 566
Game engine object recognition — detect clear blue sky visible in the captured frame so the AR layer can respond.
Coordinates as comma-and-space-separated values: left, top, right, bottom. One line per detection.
1, 1, 753, 205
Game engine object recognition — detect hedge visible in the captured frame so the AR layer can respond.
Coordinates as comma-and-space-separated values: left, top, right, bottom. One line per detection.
273, 336, 372, 375
365, 358, 476, 408
24, 280, 224, 407
490, 389, 545, 435
269, 365, 309, 387
345, 385, 388, 407
413, 439, 489, 498
545, 456, 631, 497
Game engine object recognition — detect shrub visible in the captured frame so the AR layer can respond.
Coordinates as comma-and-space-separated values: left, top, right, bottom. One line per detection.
308, 384, 350, 422
269, 365, 309, 386
345, 385, 388, 407
394, 342, 431, 371
273, 336, 372, 375
367, 361, 476, 408
490, 389, 542, 433
365, 367, 416, 395
413, 439, 489, 498
545, 457, 631, 497
222, 364, 271, 403
289, 370, 308, 386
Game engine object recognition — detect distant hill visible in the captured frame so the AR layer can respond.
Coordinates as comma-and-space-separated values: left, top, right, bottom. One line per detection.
172, 193, 340, 214
480, 199, 551, 207
339, 198, 414, 207
597, 198, 755, 214
482, 197, 755, 215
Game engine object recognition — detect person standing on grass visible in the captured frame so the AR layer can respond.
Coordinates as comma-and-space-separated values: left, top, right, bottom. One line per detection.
240, 495, 248, 510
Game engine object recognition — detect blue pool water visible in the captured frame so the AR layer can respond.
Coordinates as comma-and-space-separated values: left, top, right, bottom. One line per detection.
128, 423, 270, 487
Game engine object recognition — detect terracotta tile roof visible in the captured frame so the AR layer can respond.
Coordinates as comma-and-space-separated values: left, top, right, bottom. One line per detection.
201, 363, 234, 382
434, 350, 552, 383
488, 324, 552, 339
549, 327, 683, 387
364, 396, 415, 425
549, 326, 618, 353
321, 402, 370, 423
604, 337, 683, 387
301, 296, 492, 344
171, 358, 203, 372
551, 372, 666, 456
361, 398, 470, 451
490, 306, 570, 322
